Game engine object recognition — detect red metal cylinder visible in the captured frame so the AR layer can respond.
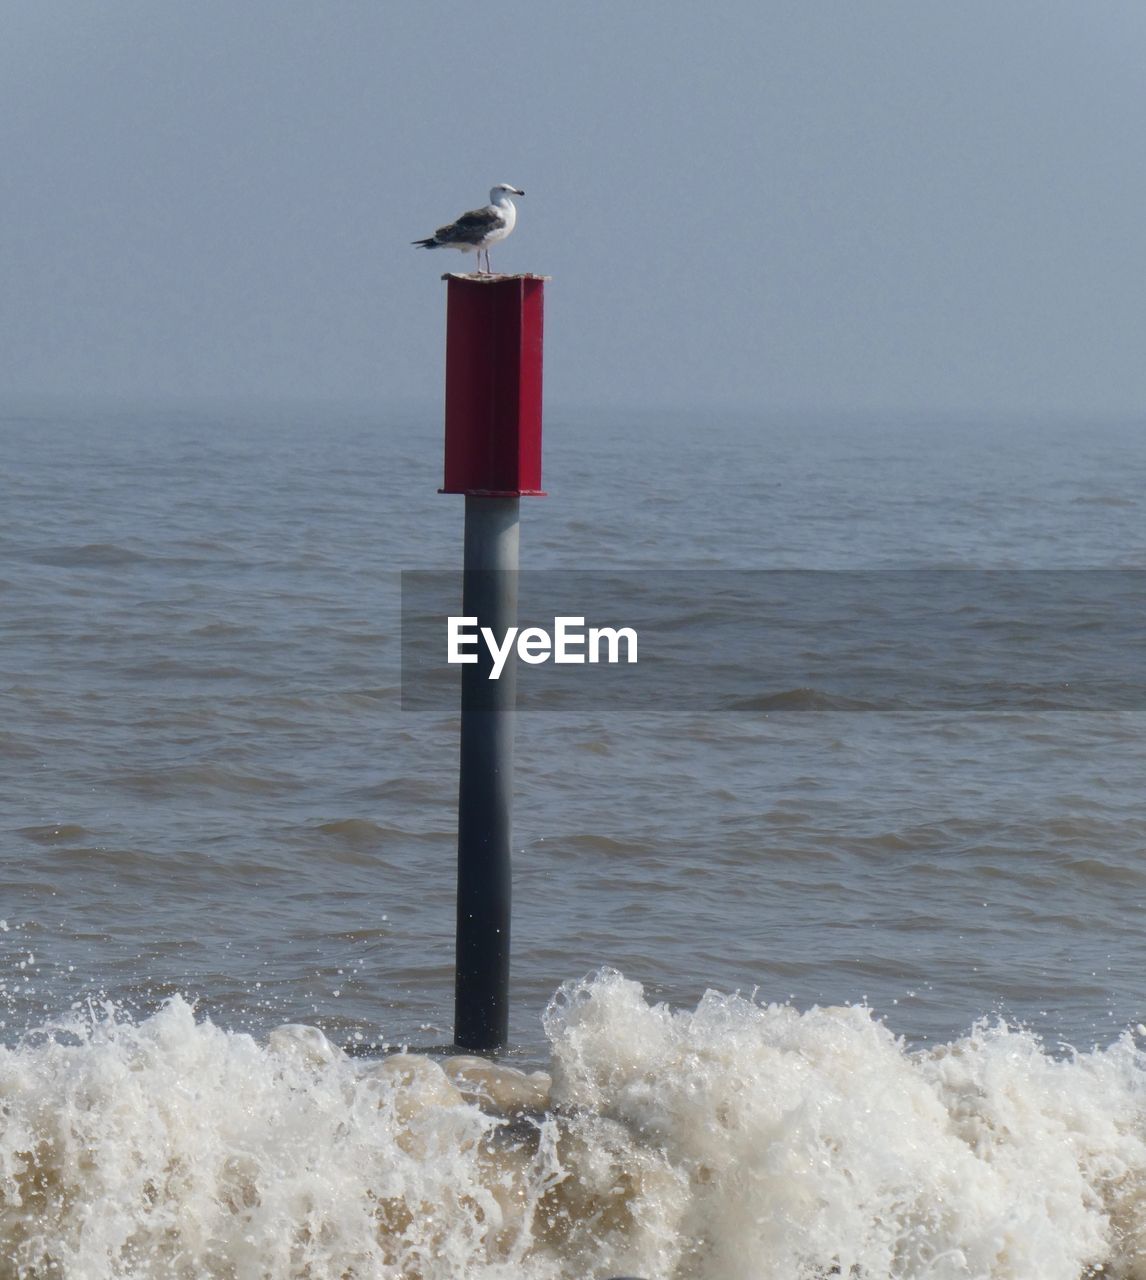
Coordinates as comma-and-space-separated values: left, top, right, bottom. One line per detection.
441, 273, 546, 497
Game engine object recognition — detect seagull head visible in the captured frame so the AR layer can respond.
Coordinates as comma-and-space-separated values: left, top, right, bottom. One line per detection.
490, 183, 525, 203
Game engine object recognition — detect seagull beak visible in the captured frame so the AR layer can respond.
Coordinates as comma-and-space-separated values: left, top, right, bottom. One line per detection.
516, 188, 525, 196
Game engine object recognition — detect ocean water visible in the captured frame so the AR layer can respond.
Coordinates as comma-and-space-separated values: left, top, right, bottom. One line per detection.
2, 402, 1146, 1277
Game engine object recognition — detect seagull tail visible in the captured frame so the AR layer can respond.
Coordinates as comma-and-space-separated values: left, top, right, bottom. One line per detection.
412, 238, 439, 249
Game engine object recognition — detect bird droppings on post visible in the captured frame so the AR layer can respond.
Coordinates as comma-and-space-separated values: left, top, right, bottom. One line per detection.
441, 273, 552, 283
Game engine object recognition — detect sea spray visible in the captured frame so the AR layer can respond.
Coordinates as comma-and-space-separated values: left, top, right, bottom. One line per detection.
544, 969, 1146, 1279
1, 976, 1146, 1277
0, 999, 528, 1280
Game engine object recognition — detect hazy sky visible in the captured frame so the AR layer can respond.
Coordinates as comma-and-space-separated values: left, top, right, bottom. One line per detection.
2, 1, 1145, 415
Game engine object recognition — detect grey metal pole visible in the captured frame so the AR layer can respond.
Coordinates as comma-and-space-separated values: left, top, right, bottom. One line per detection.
453, 494, 519, 1051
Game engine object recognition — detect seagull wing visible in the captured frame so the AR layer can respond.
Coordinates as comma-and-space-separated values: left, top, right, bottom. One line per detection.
434, 205, 504, 245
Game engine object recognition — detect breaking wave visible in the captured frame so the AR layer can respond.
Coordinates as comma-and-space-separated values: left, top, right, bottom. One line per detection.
2, 971, 1145, 1279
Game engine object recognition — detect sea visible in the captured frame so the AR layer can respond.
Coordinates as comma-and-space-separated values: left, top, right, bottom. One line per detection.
2, 401, 1146, 1279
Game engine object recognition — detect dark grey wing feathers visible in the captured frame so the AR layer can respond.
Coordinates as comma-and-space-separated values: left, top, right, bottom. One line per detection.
433, 206, 504, 245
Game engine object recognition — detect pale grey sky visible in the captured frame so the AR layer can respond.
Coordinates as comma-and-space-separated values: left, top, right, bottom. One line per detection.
2, 1, 1145, 415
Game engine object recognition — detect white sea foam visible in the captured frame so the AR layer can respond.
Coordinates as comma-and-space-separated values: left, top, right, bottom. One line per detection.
545, 971, 1146, 1279
1, 974, 1146, 1278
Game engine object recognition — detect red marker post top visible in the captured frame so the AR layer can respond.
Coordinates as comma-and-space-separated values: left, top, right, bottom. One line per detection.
441, 274, 547, 497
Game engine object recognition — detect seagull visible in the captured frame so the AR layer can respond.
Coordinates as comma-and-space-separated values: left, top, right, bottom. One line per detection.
412, 184, 524, 275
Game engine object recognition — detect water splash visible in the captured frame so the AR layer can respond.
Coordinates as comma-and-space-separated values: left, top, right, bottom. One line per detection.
2, 974, 1146, 1278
